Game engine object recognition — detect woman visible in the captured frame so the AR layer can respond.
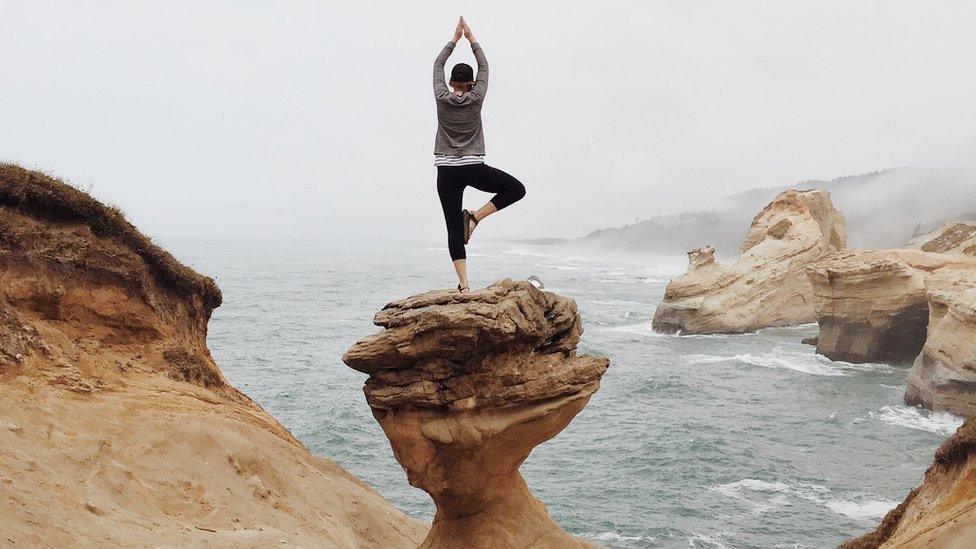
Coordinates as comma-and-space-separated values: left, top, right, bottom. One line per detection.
434, 16, 526, 294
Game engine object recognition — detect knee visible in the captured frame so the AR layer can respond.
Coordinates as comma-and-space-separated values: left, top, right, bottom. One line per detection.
513, 182, 526, 202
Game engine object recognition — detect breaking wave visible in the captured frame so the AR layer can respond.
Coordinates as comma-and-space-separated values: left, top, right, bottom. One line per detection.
869, 405, 964, 436
686, 352, 891, 377
711, 479, 897, 523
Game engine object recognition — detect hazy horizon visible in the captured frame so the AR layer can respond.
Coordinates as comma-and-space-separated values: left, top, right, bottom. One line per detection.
2, 1, 974, 241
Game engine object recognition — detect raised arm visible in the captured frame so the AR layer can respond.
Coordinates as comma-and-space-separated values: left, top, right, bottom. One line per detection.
434, 18, 463, 99
463, 18, 488, 100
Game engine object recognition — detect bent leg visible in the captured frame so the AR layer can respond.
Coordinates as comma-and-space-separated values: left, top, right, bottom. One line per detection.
469, 164, 526, 212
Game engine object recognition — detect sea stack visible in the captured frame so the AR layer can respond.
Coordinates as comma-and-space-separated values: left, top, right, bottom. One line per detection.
343, 279, 610, 549
652, 188, 846, 334
806, 250, 934, 364
806, 248, 976, 366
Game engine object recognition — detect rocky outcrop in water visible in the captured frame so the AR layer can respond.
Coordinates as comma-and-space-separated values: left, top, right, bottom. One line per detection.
652, 189, 846, 334
842, 418, 976, 548
344, 279, 609, 549
904, 269, 976, 417
0, 164, 426, 547
806, 250, 934, 364
806, 249, 976, 366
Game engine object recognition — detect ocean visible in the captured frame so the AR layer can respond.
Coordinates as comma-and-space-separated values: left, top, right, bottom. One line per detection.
166, 237, 962, 549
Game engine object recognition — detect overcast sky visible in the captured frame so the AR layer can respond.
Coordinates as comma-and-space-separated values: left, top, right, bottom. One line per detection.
1, 1, 974, 241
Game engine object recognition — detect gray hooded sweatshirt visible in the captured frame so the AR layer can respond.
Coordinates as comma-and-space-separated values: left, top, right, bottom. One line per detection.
433, 41, 488, 156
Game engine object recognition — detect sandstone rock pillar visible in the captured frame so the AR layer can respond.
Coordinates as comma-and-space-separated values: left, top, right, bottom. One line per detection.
343, 279, 609, 548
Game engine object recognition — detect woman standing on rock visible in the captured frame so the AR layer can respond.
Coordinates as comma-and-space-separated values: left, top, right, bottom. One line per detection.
434, 16, 526, 294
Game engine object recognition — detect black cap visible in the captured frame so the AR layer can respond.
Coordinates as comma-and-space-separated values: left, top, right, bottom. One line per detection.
450, 63, 474, 82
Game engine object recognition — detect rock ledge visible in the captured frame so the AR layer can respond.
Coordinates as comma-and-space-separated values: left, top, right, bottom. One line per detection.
345, 279, 609, 549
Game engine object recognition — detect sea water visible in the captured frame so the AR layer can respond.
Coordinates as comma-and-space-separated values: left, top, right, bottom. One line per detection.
166, 237, 962, 549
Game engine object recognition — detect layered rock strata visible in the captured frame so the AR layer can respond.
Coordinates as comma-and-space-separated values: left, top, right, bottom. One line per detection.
344, 279, 610, 549
652, 189, 846, 334
806, 249, 976, 365
0, 164, 426, 547
904, 269, 976, 417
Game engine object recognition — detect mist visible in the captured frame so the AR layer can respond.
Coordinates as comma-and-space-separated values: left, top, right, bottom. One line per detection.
1, 1, 974, 242
579, 167, 976, 259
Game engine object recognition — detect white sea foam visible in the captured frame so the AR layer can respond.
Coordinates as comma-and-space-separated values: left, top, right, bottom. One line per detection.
580, 531, 645, 542
687, 532, 731, 548
533, 262, 583, 271
710, 479, 792, 513
687, 353, 846, 376
599, 324, 731, 338
825, 498, 899, 522
712, 478, 896, 523
686, 351, 893, 377
869, 405, 964, 436
604, 322, 656, 336
597, 276, 666, 284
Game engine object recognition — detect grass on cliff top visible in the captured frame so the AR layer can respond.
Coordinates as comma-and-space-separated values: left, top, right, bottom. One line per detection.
0, 163, 221, 309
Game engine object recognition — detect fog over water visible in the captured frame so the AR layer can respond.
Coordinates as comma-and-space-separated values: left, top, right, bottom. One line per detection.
4, 3, 975, 546
2, 1, 974, 242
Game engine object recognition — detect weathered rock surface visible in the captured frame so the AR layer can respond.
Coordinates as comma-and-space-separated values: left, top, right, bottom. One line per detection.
652, 189, 846, 334
344, 279, 610, 549
908, 220, 976, 257
905, 269, 976, 417
0, 164, 426, 547
842, 419, 976, 548
806, 249, 976, 365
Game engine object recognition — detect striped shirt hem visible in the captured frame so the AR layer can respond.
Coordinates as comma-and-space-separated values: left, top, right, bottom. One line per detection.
434, 154, 485, 167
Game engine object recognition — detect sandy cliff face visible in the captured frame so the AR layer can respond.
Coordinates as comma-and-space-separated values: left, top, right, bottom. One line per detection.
652, 189, 846, 334
0, 165, 426, 547
806, 248, 976, 366
344, 279, 610, 549
904, 269, 976, 417
908, 220, 976, 257
842, 419, 976, 548
806, 250, 937, 364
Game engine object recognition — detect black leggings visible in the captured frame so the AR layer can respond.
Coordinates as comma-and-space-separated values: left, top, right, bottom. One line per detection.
437, 164, 526, 260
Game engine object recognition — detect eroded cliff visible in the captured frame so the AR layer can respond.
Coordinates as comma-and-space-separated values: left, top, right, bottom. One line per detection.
908, 220, 976, 257
344, 279, 609, 549
652, 189, 846, 334
806, 248, 976, 367
904, 269, 976, 417
0, 164, 426, 547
